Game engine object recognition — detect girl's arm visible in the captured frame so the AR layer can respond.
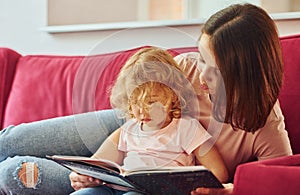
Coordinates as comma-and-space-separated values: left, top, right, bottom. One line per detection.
92, 128, 124, 165
70, 128, 124, 190
193, 145, 228, 183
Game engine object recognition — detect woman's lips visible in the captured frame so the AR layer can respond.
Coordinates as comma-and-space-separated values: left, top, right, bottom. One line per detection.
142, 118, 151, 122
200, 83, 209, 91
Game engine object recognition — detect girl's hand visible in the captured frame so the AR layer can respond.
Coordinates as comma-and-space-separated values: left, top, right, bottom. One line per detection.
69, 171, 102, 191
190, 183, 233, 195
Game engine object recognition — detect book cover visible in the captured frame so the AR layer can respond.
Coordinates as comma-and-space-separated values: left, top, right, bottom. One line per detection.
47, 155, 223, 195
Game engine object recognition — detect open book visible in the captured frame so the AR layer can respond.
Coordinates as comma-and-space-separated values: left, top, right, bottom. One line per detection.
47, 155, 223, 195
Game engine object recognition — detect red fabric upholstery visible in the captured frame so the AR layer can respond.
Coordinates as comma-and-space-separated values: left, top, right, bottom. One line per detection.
1, 46, 198, 128
279, 34, 300, 154
233, 154, 300, 195
3, 46, 147, 127
0, 48, 21, 128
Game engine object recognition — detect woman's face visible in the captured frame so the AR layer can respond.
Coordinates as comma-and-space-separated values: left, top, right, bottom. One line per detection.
198, 34, 221, 96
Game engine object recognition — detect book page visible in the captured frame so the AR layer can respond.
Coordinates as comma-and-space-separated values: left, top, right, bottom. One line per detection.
47, 155, 123, 174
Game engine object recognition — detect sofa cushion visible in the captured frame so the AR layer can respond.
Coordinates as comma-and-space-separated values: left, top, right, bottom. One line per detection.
279, 34, 300, 154
233, 154, 300, 195
0, 48, 21, 128
3, 46, 148, 127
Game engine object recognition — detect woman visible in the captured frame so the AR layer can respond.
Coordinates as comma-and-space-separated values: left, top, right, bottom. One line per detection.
189, 3, 293, 194
0, 3, 292, 195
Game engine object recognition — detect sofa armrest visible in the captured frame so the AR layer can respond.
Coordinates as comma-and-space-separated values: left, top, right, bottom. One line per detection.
233, 154, 300, 195
0, 48, 21, 129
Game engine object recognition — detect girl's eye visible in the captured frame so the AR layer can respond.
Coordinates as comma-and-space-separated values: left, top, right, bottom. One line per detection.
148, 101, 157, 105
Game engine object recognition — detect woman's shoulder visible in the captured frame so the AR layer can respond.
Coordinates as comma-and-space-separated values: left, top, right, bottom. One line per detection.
174, 52, 201, 62
251, 101, 292, 154
174, 52, 202, 73
269, 100, 284, 121
174, 52, 207, 97
260, 100, 285, 132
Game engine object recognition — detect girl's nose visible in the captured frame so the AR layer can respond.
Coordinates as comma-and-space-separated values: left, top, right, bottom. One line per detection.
139, 107, 147, 114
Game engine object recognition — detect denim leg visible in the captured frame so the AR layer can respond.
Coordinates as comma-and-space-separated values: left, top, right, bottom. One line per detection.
0, 109, 125, 194
0, 109, 126, 161
70, 186, 121, 195
0, 156, 73, 195
70, 186, 142, 195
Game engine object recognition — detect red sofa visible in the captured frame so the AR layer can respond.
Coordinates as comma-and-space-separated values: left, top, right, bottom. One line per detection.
1, 34, 300, 194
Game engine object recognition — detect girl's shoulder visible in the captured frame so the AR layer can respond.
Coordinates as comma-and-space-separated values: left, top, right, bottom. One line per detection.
121, 119, 139, 129
176, 117, 203, 129
178, 116, 199, 122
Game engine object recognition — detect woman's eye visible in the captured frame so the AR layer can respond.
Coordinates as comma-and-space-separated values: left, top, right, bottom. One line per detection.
199, 57, 205, 63
214, 67, 220, 75
198, 53, 206, 63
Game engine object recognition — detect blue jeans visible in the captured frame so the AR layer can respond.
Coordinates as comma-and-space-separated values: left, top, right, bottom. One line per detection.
70, 186, 142, 195
0, 109, 125, 195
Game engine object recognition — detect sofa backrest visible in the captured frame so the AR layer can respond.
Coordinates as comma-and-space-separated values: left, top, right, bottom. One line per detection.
2, 46, 143, 128
278, 34, 300, 154
1, 35, 299, 154
1, 46, 197, 129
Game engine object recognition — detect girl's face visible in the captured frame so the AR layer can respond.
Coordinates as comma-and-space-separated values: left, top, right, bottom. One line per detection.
130, 85, 172, 131
198, 34, 221, 96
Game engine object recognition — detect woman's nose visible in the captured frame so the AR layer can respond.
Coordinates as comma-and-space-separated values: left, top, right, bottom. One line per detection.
200, 67, 212, 83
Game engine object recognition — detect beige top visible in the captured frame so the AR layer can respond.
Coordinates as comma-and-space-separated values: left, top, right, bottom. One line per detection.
174, 52, 293, 181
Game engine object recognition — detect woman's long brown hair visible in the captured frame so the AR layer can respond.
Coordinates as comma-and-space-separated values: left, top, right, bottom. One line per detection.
201, 4, 283, 132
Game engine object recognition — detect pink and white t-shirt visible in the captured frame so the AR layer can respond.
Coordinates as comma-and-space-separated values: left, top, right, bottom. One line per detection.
118, 117, 211, 170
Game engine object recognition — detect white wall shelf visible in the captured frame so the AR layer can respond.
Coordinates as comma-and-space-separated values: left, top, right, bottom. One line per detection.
40, 12, 300, 34
40, 19, 207, 33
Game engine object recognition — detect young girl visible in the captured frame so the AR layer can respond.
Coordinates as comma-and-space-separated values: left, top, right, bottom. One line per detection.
70, 47, 228, 194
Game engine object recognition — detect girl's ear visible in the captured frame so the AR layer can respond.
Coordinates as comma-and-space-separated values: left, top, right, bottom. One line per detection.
127, 106, 134, 119
127, 102, 133, 113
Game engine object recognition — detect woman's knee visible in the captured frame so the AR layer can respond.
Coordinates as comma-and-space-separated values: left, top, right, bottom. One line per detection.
0, 156, 41, 194
17, 161, 39, 188
0, 156, 74, 195
0, 125, 16, 161
70, 186, 116, 195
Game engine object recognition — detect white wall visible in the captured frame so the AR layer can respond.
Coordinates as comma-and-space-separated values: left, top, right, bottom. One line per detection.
0, 0, 299, 55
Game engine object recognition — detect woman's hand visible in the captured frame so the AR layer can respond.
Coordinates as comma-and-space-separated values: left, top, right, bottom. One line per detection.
190, 183, 233, 195
69, 171, 102, 191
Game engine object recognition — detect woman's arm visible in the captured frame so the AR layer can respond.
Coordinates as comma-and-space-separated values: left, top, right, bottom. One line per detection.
193, 145, 228, 183
191, 183, 233, 195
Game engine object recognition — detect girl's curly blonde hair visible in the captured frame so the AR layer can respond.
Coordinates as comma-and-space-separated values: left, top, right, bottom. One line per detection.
128, 81, 181, 119
110, 47, 199, 119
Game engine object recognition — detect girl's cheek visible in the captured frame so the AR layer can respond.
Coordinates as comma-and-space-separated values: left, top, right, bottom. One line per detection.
131, 106, 140, 118
149, 102, 167, 120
